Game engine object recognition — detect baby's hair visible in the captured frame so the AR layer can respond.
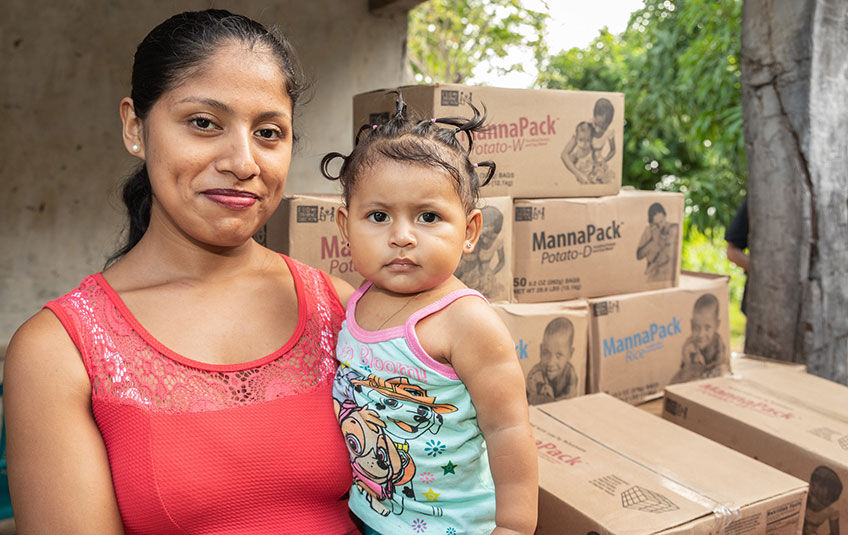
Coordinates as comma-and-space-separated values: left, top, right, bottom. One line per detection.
693, 293, 720, 319
543, 317, 575, 346
321, 92, 496, 213
576, 121, 595, 137
593, 98, 615, 127
481, 206, 504, 234
648, 202, 667, 223
810, 465, 843, 505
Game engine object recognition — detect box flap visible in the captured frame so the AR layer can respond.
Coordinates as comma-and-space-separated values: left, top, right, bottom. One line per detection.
666, 373, 848, 465
534, 393, 807, 533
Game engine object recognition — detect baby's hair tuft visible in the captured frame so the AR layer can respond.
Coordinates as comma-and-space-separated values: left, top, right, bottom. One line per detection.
320, 91, 496, 213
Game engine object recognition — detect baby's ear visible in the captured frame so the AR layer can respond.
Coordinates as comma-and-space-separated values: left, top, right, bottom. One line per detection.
336, 206, 350, 243
463, 209, 483, 253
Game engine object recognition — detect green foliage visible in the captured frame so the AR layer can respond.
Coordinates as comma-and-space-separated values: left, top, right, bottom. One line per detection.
408, 0, 547, 84
537, 0, 746, 236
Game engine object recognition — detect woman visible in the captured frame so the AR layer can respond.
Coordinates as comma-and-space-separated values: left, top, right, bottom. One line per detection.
4, 10, 357, 534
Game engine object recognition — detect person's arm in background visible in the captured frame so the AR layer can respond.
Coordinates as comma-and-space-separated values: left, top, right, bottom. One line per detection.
726, 242, 749, 272
724, 194, 750, 272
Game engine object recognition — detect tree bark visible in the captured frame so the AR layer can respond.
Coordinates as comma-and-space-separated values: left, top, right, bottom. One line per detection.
741, 0, 848, 382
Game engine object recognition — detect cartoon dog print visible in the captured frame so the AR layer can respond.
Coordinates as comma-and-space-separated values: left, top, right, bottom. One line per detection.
348, 372, 458, 442
335, 398, 416, 516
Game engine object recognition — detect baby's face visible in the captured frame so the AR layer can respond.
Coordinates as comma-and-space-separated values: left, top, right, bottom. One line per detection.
540, 331, 573, 377
807, 478, 832, 512
691, 309, 718, 350
576, 127, 592, 146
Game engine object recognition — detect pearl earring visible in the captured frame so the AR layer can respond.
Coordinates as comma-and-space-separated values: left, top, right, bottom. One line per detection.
131, 144, 140, 153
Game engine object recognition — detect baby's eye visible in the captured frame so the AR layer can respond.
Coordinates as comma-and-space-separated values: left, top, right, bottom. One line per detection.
418, 212, 440, 223
368, 211, 389, 223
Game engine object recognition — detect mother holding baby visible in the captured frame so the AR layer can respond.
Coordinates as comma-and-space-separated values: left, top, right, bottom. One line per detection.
4, 10, 359, 534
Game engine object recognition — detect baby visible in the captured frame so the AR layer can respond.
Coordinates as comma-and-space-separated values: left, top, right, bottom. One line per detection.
636, 202, 678, 282
670, 293, 727, 384
561, 98, 616, 184
323, 96, 537, 535
525, 317, 580, 404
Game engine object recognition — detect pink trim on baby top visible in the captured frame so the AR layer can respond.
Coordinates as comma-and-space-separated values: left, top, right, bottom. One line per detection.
346, 282, 487, 381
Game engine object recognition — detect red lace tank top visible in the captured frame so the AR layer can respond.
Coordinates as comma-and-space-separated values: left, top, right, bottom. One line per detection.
44, 256, 358, 534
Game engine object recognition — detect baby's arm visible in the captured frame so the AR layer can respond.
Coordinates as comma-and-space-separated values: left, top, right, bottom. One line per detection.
449, 298, 538, 535
560, 135, 587, 183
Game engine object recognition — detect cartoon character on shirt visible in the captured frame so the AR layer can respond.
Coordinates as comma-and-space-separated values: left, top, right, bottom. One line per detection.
335, 367, 457, 516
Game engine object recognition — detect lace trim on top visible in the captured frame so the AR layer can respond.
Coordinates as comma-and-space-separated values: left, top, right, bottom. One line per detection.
46, 257, 343, 413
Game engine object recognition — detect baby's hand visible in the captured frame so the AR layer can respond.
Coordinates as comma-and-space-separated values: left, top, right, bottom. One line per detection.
682, 341, 705, 366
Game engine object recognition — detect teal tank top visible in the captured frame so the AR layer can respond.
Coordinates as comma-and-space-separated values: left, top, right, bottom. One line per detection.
333, 282, 496, 535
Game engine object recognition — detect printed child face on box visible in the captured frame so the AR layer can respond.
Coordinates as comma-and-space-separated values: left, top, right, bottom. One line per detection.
691, 295, 720, 351
540, 318, 575, 378
478, 206, 504, 250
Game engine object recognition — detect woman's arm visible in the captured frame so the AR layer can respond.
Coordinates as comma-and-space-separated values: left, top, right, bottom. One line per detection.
450, 300, 538, 535
604, 136, 616, 162
636, 226, 654, 260
4, 310, 124, 534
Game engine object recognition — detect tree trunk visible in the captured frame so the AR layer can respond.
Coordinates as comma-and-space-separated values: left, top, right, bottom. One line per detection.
741, 0, 848, 382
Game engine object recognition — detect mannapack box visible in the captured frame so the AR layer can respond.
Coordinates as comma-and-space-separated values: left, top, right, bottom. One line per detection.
532, 393, 808, 535
587, 271, 731, 405
492, 300, 589, 405
453, 196, 513, 303
664, 367, 848, 534
353, 84, 624, 198
265, 194, 364, 289
512, 189, 684, 302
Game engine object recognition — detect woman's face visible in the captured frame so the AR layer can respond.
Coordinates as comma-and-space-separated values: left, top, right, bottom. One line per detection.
135, 42, 293, 249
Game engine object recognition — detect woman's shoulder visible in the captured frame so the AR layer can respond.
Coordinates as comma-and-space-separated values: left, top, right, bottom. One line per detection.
278, 253, 352, 311
5, 307, 89, 394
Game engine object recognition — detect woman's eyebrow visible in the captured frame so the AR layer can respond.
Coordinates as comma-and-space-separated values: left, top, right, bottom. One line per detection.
179, 96, 231, 112
177, 97, 291, 121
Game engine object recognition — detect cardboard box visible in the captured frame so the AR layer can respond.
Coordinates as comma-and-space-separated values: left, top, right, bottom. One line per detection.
533, 393, 808, 534
454, 196, 513, 302
492, 300, 589, 405
731, 353, 807, 376
664, 369, 848, 535
353, 84, 624, 198
265, 194, 364, 289
512, 190, 684, 302
587, 272, 731, 405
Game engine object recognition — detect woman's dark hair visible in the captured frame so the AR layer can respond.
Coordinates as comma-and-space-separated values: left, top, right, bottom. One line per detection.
107, 9, 306, 266
648, 202, 667, 223
320, 93, 496, 213
593, 97, 615, 127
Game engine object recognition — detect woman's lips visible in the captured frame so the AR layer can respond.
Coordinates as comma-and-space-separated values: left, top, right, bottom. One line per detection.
202, 189, 258, 209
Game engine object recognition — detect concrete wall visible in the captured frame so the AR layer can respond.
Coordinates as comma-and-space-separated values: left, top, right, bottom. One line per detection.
0, 1, 413, 344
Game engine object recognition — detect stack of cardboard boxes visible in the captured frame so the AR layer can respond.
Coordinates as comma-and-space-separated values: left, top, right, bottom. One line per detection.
348, 83, 732, 408
269, 84, 823, 533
